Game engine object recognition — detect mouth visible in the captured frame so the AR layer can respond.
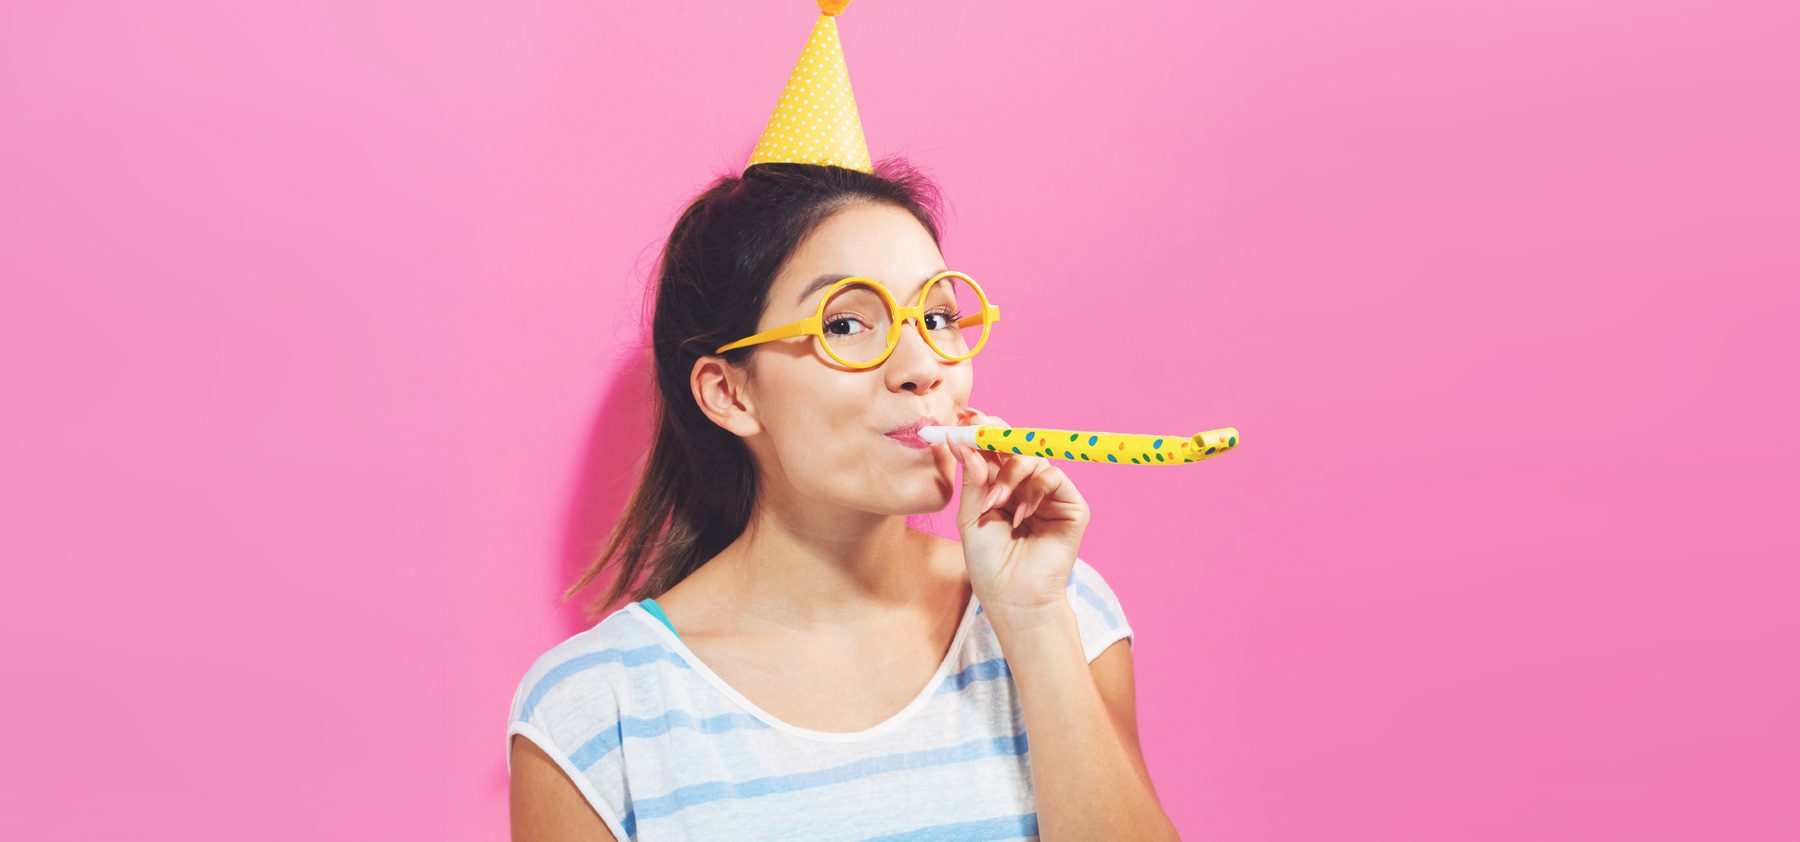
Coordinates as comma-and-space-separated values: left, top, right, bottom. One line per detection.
884, 415, 943, 450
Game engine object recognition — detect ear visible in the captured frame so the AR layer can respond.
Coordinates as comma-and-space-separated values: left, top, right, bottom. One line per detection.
692, 354, 764, 438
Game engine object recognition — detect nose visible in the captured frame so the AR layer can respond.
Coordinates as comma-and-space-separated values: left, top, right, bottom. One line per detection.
883, 315, 944, 392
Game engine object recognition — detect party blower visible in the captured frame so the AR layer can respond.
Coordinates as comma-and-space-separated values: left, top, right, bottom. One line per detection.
918, 424, 1241, 466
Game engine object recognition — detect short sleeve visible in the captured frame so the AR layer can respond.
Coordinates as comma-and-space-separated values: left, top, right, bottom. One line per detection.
1065, 557, 1135, 663
506, 649, 636, 840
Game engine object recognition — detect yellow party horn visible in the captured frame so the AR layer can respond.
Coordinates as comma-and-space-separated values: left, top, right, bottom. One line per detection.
918, 424, 1240, 465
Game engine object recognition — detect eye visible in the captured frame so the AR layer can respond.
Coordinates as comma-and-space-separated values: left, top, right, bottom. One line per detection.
824, 314, 873, 336
923, 307, 963, 331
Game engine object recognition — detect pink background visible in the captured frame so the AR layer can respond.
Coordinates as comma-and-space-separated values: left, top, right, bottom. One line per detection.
4, 1, 1794, 839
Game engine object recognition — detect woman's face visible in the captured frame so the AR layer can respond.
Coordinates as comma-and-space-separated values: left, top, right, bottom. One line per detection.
704, 201, 972, 516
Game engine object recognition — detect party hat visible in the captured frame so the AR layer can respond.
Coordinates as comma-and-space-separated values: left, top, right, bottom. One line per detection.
745, 0, 873, 174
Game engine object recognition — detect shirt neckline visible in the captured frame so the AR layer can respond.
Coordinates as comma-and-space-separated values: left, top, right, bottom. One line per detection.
625, 587, 980, 743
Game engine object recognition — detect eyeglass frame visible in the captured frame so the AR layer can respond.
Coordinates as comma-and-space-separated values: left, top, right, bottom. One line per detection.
712, 270, 1002, 370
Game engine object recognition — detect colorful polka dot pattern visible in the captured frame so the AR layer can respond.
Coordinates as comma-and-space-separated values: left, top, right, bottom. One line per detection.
745, 10, 872, 174
976, 426, 1241, 466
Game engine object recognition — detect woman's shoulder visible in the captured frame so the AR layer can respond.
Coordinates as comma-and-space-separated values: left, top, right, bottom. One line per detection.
506, 603, 676, 739
505, 605, 657, 841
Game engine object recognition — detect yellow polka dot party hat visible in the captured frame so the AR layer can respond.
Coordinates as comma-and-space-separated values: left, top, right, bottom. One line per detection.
745, 0, 873, 174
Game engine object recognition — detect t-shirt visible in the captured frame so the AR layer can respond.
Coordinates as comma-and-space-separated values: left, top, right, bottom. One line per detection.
506, 556, 1134, 841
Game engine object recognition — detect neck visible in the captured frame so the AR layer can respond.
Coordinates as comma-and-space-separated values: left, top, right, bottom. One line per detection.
709, 492, 949, 632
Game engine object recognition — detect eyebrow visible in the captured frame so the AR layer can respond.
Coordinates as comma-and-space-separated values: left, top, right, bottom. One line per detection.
794, 270, 951, 307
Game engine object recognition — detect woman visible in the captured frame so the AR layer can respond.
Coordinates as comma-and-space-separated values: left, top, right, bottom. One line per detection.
505, 160, 1178, 840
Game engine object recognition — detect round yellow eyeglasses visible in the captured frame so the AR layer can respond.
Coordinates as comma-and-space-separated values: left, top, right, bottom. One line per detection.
714, 270, 1001, 370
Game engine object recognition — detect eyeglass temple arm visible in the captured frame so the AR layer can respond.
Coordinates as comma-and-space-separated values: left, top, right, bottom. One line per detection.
715, 316, 820, 354
957, 304, 1000, 329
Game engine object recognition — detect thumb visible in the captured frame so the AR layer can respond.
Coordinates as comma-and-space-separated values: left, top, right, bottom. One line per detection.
954, 444, 989, 528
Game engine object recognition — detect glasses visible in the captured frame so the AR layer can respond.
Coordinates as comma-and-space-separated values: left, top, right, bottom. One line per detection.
714, 270, 1001, 370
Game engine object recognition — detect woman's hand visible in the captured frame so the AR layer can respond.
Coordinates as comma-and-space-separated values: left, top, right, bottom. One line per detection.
932, 406, 1091, 631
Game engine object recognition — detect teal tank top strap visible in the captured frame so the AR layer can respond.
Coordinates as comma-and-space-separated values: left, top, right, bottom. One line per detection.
638, 597, 680, 641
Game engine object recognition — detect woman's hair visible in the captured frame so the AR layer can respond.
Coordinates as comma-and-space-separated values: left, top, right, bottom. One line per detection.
563, 158, 947, 621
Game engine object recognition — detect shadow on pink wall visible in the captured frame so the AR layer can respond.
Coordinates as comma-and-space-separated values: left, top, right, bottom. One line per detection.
557, 341, 659, 637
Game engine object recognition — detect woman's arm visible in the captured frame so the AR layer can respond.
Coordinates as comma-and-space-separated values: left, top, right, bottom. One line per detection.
509, 735, 618, 842
992, 603, 1179, 840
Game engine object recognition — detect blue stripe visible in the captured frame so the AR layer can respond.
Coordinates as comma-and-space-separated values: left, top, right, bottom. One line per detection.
569, 710, 771, 771
568, 719, 624, 772
858, 812, 1039, 841
935, 656, 1011, 694
631, 733, 1031, 824
574, 663, 1013, 769
550, 658, 1010, 773
520, 644, 690, 721
1069, 577, 1118, 629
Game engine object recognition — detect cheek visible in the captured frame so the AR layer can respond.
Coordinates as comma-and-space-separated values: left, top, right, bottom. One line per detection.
945, 367, 975, 400
760, 391, 869, 466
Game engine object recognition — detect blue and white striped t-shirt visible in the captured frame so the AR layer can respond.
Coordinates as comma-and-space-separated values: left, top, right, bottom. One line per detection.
506, 557, 1134, 841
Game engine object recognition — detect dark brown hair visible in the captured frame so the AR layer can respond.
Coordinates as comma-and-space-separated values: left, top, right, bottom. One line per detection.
563, 159, 947, 621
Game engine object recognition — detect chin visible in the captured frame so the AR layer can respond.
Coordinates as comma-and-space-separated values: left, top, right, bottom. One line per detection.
900, 482, 957, 518
909, 491, 957, 515
867, 478, 955, 516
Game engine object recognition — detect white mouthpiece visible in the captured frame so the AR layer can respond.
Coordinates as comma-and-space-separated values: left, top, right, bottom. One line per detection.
917, 424, 980, 448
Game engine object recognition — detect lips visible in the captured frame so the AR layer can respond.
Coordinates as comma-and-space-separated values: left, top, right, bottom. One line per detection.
886, 429, 931, 449
885, 415, 942, 450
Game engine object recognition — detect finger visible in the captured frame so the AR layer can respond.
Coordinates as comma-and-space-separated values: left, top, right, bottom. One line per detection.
952, 443, 984, 526
959, 442, 990, 489
1019, 464, 1085, 526
973, 443, 993, 487
1009, 459, 1055, 528
930, 440, 958, 483
954, 442, 1005, 525
1014, 479, 1043, 528
984, 449, 1041, 511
